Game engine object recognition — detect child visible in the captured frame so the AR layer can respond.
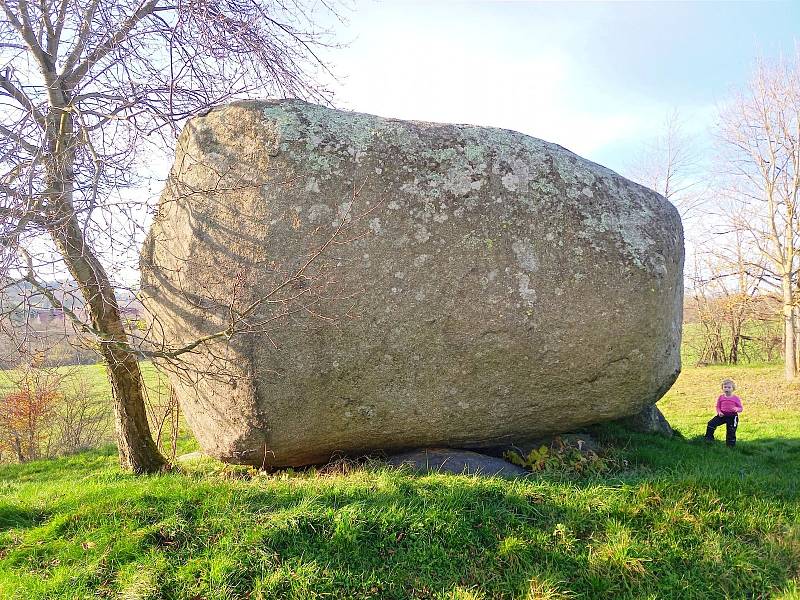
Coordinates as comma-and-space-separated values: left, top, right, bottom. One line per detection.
704, 378, 743, 447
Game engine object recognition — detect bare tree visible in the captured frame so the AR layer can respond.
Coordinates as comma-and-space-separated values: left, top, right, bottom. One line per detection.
52, 370, 112, 455
687, 222, 773, 365
717, 53, 800, 381
0, 360, 60, 461
627, 109, 706, 220
0, 0, 341, 472
0, 360, 113, 463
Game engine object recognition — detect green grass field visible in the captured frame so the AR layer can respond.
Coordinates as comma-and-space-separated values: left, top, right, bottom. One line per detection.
0, 362, 175, 459
0, 361, 168, 410
0, 363, 798, 599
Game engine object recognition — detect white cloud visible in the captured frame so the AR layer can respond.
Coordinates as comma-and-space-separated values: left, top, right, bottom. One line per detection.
329, 30, 659, 163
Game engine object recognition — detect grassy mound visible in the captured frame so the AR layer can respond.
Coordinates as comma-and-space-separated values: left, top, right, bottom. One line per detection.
0, 364, 798, 599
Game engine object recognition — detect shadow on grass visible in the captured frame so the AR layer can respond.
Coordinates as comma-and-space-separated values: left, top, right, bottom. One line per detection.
595, 422, 800, 485
0, 504, 46, 531
0, 442, 798, 600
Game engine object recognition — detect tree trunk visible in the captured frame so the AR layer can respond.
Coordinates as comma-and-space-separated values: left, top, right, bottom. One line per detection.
785, 309, 796, 380
13, 434, 24, 463
794, 310, 800, 374
783, 277, 797, 380
730, 327, 739, 365
40, 95, 166, 473
49, 214, 166, 473
103, 344, 167, 473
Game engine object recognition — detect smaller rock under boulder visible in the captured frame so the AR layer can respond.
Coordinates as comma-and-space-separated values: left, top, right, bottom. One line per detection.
619, 404, 673, 436
385, 449, 528, 478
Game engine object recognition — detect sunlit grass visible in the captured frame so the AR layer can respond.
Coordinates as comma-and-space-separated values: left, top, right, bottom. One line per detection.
0, 363, 797, 599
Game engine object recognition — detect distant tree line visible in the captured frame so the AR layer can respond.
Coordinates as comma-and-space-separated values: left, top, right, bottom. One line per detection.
628, 52, 800, 378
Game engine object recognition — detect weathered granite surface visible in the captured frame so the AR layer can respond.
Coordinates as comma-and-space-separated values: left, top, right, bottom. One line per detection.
141, 100, 683, 467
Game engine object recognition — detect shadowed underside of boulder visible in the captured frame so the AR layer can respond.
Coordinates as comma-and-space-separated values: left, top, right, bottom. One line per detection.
385, 449, 528, 478
619, 404, 674, 436
141, 99, 683, 468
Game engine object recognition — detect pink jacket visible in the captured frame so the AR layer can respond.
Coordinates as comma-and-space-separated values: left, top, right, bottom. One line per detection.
716, 394, 743, 415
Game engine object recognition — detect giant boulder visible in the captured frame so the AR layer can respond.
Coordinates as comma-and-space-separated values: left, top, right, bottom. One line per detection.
140, 100, 683, 467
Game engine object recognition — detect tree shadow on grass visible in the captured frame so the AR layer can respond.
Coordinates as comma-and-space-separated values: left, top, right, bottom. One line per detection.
595, 422, 800, 493
0, 503, 46, 531
1, 457, 797, 600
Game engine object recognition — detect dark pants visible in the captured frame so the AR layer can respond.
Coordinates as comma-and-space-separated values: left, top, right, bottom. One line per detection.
705, 413, 739, 446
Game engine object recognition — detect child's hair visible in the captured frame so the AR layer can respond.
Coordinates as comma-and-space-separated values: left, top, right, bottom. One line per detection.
721, 378, 736, 388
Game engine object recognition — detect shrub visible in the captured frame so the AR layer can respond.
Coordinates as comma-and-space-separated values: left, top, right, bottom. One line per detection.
504, 436, 620, 477
0, 363, 112, 463
53, 375, 111, 455
0, 371, 60, 462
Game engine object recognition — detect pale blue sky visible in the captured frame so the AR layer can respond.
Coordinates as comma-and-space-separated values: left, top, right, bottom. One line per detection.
323, 1, 800, 173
